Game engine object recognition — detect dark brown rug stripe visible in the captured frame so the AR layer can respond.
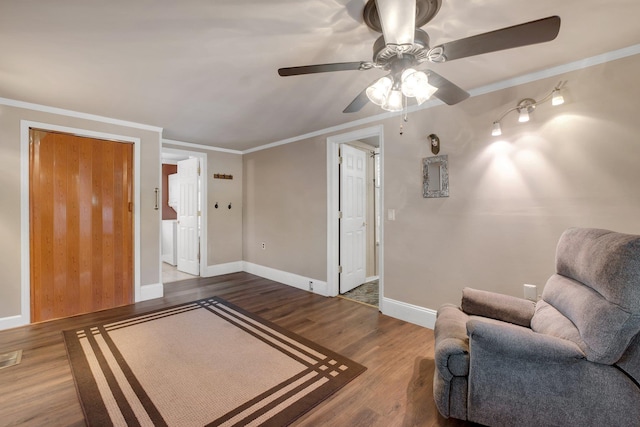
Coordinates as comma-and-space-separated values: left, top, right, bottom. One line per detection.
97, 325, 168, 427
83, 327, 142, 427
63, 330, 112, 426
201, 300, 327, 368
64, 297, 366, 427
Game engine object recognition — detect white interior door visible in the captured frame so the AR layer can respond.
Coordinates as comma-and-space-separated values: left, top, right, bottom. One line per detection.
340, 144, 367, 293
177, 157, 200, 275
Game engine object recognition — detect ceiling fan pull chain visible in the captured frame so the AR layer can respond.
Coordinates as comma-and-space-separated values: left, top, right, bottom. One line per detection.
399, 97, 405, 136
399, 94, 409, 135
403, 95, 408, 122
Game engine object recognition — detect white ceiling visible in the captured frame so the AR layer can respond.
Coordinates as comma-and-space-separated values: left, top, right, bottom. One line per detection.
1, 0, 639, 151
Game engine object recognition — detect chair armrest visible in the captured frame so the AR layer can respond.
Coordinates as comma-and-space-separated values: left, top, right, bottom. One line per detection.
466, 318, 585, 362
461, 287, 535, 327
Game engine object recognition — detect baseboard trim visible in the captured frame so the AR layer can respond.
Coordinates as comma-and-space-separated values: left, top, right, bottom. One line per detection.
203, 261, 244, 277
382, 297, 437, 329
0, 284, 165, 331
0, 314, 27, 331
242, 262, 328, 296
139, 283, 164, 301
161, 255, 176, 266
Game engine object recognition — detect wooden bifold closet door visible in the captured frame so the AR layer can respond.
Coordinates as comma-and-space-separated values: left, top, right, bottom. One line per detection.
29, 130, 133, 323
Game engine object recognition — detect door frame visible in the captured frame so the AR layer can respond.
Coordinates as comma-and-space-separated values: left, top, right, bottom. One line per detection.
326, 125, 384, 309
20, 121, 142, 323
160, 148, 207, 278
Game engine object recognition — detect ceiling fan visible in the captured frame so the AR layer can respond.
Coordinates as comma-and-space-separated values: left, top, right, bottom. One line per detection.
278, 0, 561, 113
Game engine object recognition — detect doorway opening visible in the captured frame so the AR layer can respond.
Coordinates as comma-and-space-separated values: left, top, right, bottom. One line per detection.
327, 125, 384, 310
161, 148, 207, 284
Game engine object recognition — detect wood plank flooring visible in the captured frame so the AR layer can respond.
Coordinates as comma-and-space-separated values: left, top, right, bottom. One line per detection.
0, 272, 474, 426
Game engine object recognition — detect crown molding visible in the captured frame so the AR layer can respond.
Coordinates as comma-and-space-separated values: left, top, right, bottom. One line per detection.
0, 97, 163, 133
162, 138, 243, 154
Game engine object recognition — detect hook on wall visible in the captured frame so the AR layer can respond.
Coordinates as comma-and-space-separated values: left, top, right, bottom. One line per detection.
215, 202, 218, 209
228, 203, 232, 209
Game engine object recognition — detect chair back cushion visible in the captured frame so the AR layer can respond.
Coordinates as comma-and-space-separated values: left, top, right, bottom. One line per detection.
532, 228, 640, 364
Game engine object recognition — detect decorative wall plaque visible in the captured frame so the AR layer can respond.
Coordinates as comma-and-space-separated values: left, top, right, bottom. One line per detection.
423, 155, 449, 198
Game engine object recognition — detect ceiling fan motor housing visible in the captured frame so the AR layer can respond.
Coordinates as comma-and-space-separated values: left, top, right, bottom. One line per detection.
373, 29, 431, 68
363, 0, 443, 33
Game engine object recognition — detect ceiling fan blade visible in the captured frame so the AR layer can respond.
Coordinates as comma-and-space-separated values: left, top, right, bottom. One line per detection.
278, 62, 367, 76
432, 16, 561, 62
375, 0, 416, 46
343, 87, 371, 113
426, 70, 470, 105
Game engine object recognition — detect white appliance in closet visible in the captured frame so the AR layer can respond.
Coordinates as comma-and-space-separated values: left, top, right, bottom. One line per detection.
161, 174, 180, 266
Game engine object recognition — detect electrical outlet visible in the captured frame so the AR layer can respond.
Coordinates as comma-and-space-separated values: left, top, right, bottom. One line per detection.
309, 281, 313, 291
261, 242, 266, 250
524, 284, 537, 301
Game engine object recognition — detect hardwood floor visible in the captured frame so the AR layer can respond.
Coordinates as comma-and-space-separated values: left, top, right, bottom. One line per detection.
0, 272, 473, 426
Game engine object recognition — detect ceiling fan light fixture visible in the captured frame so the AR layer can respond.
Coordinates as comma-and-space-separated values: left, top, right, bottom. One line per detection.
279, 14, 561, 116
366, 76, 393, 106
382, 89, 403, 112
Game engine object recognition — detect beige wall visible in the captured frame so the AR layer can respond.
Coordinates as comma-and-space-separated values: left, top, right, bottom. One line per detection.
383, 55, 640, 309
162, 144, 243, 266
242, 54, 640, 311
243, 138, 327, 280
0, 103, 161, 319
207, 151, 243, 265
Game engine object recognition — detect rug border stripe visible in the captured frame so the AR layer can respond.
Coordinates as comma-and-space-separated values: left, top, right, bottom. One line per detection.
209, 297, 366, 368
97, 325, 169, 426
63, 329, 111, 425
83, 327, 141, 427
204, 300, 327, 360
203, 302, 323, 367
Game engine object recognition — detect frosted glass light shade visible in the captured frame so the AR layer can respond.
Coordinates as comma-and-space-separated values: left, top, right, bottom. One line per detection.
518, 108, 530, 123
401, 68, 436, 104
366, 76, 392, 106
400, 68, 419, 97
382, 90, 403, 112
401, 69, 429, 97
415, 82, 438, 105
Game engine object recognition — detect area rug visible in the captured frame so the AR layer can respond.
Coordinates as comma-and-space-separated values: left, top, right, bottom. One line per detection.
63, 297, 366, 426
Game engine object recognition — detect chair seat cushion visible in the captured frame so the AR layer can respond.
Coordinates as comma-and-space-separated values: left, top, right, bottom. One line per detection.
531, 300, 587, 351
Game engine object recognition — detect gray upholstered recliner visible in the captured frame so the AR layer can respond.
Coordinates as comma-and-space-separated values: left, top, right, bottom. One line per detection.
433, 228, 640, 426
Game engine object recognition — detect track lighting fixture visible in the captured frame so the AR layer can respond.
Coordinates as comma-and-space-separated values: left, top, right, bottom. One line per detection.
491, 81, 566, 136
